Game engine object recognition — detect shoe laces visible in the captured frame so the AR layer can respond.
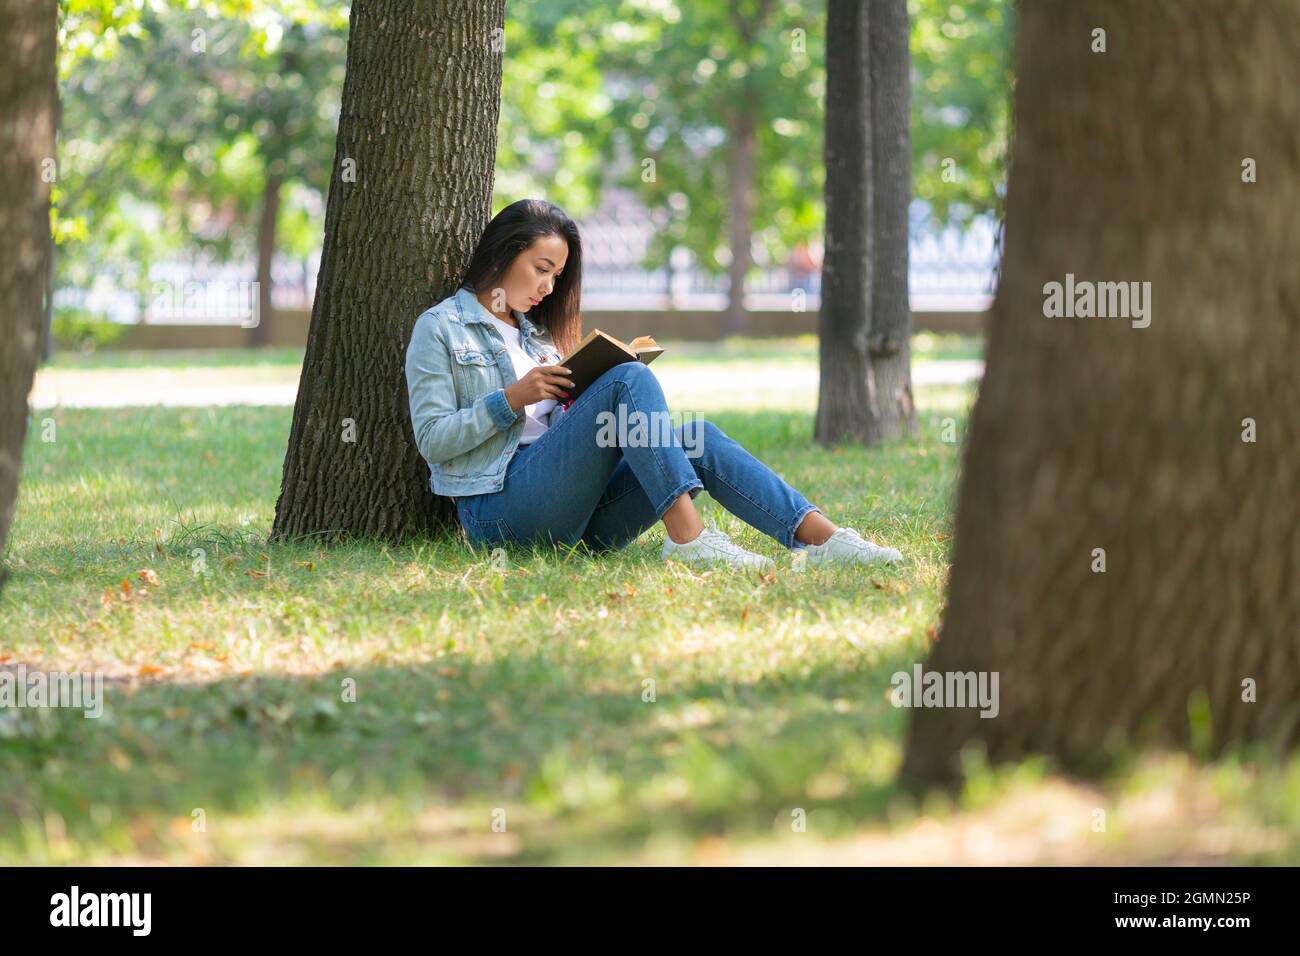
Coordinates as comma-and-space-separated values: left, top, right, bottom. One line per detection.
696, 527, 750, 556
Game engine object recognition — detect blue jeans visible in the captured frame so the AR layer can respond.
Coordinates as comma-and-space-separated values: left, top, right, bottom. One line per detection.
454, 361, 821, 552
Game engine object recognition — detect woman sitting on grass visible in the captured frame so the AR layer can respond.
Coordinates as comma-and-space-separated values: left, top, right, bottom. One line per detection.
404, 198, 903, 570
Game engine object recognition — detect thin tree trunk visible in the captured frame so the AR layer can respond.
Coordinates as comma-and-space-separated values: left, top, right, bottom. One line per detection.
251, 167, 283, 347
272, 0, 506, 541
867, 0, 916, 440
902, 0, 1300, 787
815, 0, 876, 445
722, 110, 757, 337
0, 0, 57, 586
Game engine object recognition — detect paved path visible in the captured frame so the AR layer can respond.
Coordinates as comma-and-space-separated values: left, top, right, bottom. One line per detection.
30, 360, 983, 409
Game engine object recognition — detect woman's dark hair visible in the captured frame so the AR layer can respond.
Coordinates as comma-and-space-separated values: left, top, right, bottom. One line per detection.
459, 198, 583, 354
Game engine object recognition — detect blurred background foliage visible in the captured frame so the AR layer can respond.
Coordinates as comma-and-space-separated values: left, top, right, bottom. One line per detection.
53, 0, 1013, 307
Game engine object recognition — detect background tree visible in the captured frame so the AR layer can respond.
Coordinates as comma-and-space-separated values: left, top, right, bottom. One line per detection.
596, 0, 826, 335
54, 2, 346, 348
868, 0, 916, 441
0, 0, 58, 583
272, 0, 506, 540
491, 0, 611, 216
206, 15, 348, 346
902, 0, 1300, 786
908, 0, 1014, 229
816, 0, 914, 445
814, 0, 873, 444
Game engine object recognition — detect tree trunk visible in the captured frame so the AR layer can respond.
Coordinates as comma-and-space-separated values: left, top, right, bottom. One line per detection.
867, 0, 916, 440
815, 0, 876, 444
902, 0, 1300, 787
0, 0, 57, 586
42, 54, 60, 367
251, 166, 283, 348
272, 0, 506, 541
722, 110, 756, 337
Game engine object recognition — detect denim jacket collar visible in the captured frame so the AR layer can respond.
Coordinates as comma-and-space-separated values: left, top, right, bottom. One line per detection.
452, 286, 547, 345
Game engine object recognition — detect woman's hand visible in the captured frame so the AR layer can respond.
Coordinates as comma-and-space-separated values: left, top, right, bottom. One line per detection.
504, 365, 574, 412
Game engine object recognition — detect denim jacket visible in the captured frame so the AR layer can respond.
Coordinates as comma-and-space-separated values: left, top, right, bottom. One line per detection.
405, 286, 568, 496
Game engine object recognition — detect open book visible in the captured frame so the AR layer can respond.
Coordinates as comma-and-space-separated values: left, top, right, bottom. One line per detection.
557, 329, 664, 402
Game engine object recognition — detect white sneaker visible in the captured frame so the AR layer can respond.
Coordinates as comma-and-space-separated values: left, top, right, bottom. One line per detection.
662, 527, 774, 569
798, 527, 903, 567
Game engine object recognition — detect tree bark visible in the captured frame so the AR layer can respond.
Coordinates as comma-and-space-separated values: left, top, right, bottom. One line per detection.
902, 0, 1300, 787
0, 0, 57, 586
867, 0, 916, 440
272, 0, 506, 541
722, 110, 756, 337
251, 166, 283, 348
815, 0, 876, 444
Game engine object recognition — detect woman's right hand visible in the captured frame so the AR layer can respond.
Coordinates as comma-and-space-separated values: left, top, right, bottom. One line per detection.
504, 365, 574, 412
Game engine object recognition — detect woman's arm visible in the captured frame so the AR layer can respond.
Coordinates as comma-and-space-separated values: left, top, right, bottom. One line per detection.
404, 313, 518, 465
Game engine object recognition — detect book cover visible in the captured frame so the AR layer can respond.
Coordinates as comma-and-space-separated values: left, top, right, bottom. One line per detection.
557, 329, 663, 402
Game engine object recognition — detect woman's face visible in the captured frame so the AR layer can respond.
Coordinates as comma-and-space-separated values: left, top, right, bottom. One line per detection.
494, 234, 569, 315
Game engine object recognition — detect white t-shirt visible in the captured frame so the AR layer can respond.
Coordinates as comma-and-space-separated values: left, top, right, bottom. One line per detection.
483, 313, 556, 445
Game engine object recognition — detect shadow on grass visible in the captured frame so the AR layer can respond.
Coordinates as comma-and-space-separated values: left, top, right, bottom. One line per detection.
0, 648, 916, 865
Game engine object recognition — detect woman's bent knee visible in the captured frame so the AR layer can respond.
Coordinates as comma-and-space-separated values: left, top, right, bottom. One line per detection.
676, 416, 720, 459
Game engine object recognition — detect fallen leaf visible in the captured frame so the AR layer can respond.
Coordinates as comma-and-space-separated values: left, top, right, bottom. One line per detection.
138, 568, 160, 586
119, 578, 133, 598
138, 663, 164, 676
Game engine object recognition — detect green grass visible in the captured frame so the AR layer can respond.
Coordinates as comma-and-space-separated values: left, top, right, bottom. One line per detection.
46, 345, 307, 370
3, 347, 1298, 865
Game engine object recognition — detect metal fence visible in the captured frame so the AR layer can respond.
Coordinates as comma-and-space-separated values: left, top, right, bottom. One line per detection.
56, 210, 1000, 324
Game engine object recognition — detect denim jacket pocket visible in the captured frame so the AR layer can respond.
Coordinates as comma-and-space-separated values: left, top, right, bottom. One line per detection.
451, 347, 497, 402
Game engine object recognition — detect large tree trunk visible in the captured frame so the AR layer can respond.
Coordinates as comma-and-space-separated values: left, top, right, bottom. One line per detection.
251, 166, 283, 348
867, 0, 916, 440
902, 0, 1300, 787
815, 0, 876, 444
722, 110, 756, 337
272, 0, 506, 541
0, 0, 57, 585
